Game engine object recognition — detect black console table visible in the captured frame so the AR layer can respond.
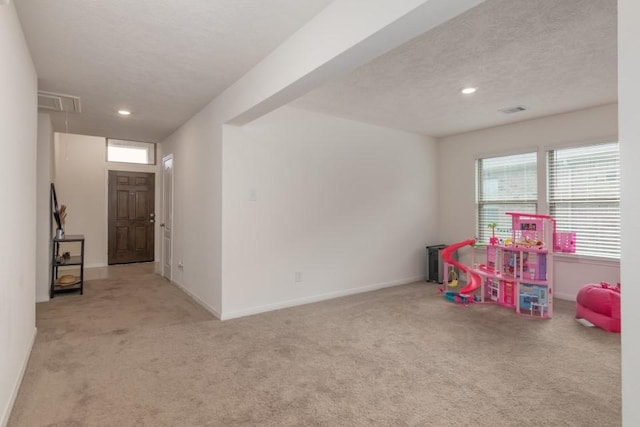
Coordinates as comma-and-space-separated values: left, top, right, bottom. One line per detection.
50, 234, 85, 298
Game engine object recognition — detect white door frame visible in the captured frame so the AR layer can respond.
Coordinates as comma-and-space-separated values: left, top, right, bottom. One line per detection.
162, 154, 174, 280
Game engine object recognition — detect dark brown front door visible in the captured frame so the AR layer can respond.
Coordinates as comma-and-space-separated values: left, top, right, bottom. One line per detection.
108, 171, 155, 264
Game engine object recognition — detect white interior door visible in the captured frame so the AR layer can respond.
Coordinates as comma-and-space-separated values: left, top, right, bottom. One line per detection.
162, 154, 173, 280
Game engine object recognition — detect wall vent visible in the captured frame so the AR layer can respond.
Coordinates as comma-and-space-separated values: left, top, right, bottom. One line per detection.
499, 105, 527, 114
37, 91, 82, 113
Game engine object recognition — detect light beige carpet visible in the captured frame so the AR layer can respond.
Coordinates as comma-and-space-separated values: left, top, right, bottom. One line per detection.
9, 271, 620, 426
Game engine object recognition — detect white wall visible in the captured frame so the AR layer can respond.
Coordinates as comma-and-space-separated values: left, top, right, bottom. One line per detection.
221, 106, 437, 318
158, 1, 481, 320
36, 113, 54, 302
0, 3, 38, 425
160, 107, 223, 316
437, 103, 620, 300
54, 133, 161, 267
619, 0, 640, 424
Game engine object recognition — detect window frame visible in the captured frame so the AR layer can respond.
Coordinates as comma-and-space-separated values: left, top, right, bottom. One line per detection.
476, 150, 538, 245
106, 138, 157, 165
546, 141, 620, 260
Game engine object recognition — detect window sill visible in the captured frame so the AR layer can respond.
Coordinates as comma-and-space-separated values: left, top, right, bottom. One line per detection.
553, 252, 619, 266
474, 245, 619, 266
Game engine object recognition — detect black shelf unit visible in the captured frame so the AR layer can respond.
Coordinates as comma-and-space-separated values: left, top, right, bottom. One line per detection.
426, 244, 446, 283
426, 244, 457, 283
50, 234, 85, 298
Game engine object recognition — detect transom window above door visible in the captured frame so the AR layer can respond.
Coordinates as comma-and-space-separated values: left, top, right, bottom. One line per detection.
107, 139, 156, 165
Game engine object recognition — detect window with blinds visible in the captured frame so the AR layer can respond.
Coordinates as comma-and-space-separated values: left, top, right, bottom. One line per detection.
548, 142, 620, 259
477, 152, 537, 244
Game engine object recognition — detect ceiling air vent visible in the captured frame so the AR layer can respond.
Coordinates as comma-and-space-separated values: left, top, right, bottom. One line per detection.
499, 105, 527, 114
498, 105, 527, 114
37, 91, 82, 113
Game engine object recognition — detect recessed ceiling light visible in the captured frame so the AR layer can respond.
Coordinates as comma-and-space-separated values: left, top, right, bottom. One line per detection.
461, 87, 477, 95
118, 110, 131, 116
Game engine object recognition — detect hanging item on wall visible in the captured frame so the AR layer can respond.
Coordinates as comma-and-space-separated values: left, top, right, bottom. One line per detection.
51, 183, 68, 238
51, 183, 61, 229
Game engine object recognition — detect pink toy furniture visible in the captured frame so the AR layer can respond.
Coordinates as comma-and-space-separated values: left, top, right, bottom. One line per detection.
575, 282, 620, 333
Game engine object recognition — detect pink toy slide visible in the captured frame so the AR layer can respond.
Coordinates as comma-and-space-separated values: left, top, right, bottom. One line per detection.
440, 239, 482, 296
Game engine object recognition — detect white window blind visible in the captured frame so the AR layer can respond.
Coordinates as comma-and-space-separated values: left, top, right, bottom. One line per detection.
548, 142, 620, 258
477, 152, 537, 244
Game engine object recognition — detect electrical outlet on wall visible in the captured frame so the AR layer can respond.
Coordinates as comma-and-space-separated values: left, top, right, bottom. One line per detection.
295, 272, 303, 283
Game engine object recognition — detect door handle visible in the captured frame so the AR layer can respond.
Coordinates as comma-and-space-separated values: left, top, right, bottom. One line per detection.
160, 223, 165, 227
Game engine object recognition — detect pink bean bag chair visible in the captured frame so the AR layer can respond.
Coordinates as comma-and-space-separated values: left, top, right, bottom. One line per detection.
575, 282, 620, 333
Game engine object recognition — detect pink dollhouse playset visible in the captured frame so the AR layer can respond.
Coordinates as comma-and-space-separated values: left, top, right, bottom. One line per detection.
440, 212, 575, 319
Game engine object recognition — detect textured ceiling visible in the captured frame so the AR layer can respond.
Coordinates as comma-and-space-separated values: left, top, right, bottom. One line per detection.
16, 0, 618, 141
15, 0, 332, 142
292, 0, 618, 137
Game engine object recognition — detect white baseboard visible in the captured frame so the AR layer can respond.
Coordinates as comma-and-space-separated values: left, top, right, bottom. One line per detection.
35, 293, 50, 303
554, 292, 577, 302
221, 276, 424, 321
84, 261, 161, 270
1, 327, 37, 427
171, 280, 221, 319
84, 263, 107, 269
